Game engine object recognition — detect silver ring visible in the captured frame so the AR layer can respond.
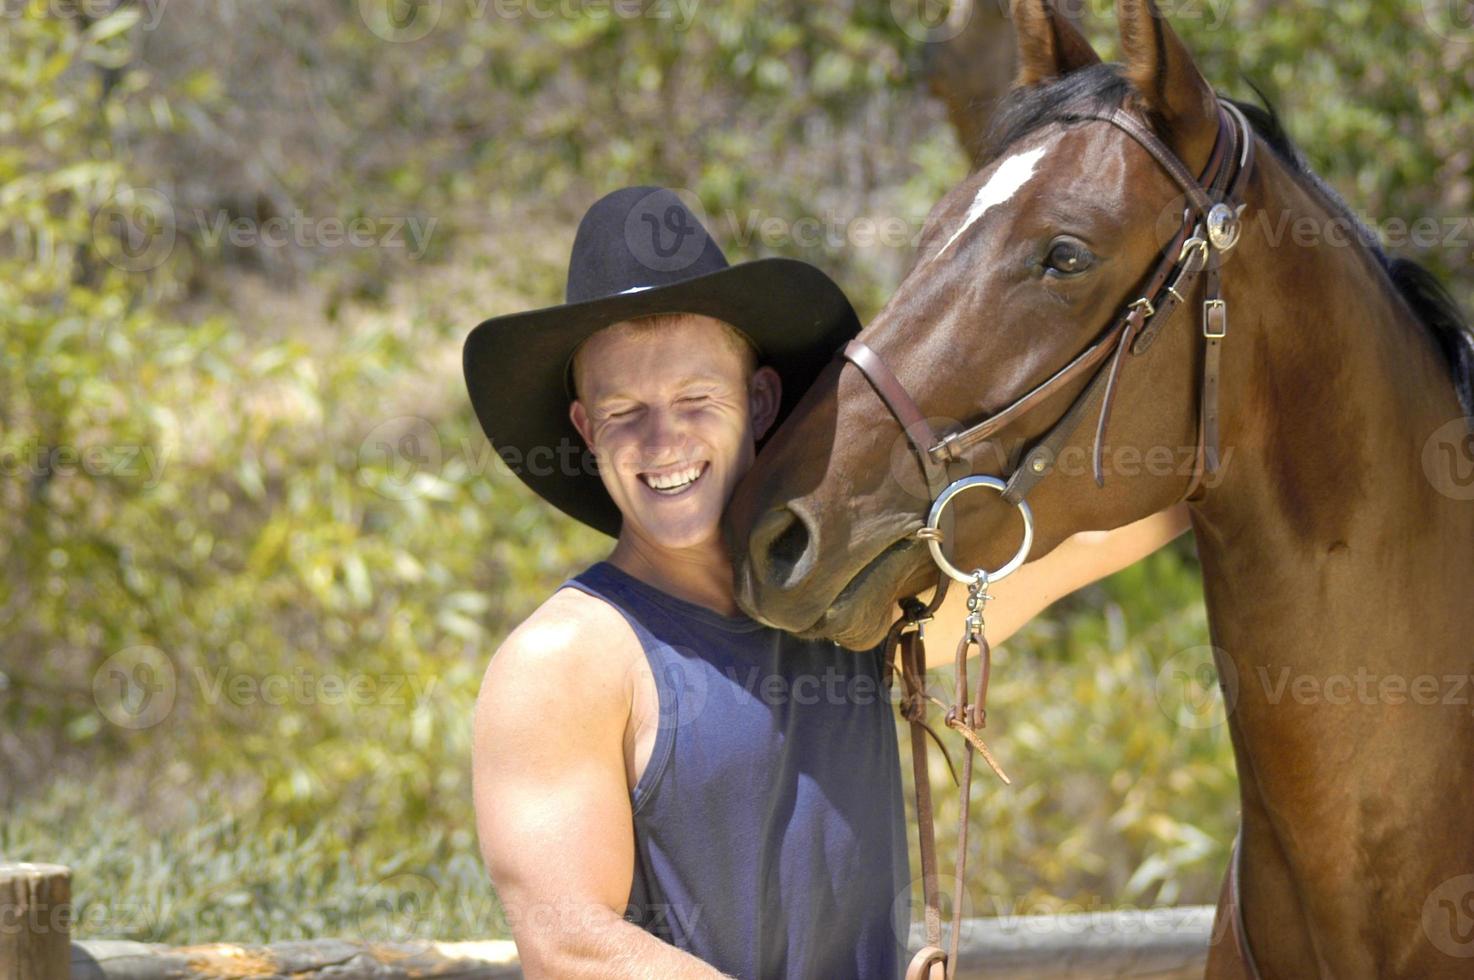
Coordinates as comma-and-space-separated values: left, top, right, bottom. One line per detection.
924, 475, 1034, 585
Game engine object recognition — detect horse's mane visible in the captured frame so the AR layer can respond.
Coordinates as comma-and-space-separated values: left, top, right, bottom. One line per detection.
979, 62, 1474, 418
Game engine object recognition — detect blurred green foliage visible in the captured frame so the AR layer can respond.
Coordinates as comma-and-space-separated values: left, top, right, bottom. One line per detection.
1, 0, 1470, 946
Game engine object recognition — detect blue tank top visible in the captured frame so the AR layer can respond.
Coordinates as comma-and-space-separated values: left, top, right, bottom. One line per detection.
557, 560, 910, 979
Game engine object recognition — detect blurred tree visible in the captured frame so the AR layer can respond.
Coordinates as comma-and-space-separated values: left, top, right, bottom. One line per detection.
2, 0, 1470, 943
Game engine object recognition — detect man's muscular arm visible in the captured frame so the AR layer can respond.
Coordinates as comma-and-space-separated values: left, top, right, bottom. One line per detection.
916, 503, 1192, 668
472, 598, 729, 979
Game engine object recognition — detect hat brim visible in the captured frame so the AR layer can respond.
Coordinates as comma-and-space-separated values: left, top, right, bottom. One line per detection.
463, 257, 860, 538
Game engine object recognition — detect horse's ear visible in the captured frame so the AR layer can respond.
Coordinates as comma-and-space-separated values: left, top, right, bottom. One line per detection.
1011, 0, 1101, 87
1115, 0, 1219, 172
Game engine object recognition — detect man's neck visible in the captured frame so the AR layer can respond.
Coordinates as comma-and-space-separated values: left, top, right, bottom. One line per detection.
606, 533, 742, 618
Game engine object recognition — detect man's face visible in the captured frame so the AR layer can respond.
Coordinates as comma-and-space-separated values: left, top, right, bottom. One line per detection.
569, 315, 781, 551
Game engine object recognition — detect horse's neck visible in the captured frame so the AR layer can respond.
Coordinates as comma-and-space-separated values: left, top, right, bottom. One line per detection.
1189, 157, 1474, 975
1193, 157, 1474, 721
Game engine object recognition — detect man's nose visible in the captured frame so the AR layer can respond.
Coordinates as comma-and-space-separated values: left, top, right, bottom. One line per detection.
637, 408, 692, 465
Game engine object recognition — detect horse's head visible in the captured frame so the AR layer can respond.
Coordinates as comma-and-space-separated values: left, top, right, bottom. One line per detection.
726, 0, 1249, 648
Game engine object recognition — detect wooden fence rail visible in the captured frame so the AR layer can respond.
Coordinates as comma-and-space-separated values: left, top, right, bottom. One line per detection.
4, 863, 1217, 980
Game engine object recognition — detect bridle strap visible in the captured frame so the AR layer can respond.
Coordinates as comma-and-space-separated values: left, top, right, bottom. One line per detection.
976, 103, 1246, 505
849, 100, 1253, 511
1075, 107, 1220, 217
842, 338, 953, 499
843, 339, 970, 618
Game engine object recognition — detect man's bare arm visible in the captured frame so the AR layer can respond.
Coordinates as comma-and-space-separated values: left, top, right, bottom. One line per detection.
916, 503, 1192, 668
472, 601, 730, 979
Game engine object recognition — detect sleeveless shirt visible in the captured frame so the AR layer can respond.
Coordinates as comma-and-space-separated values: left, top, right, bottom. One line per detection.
556, 560, 910, 979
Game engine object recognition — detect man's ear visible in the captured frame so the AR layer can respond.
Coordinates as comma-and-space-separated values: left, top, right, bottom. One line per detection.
749, 366, 782, 442
1116, 0, 1220, 174
569, 399, 594, 449
1012, 0, 1100, 88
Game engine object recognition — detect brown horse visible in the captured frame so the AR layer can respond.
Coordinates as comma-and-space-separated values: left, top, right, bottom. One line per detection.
724, 1, 1474, 976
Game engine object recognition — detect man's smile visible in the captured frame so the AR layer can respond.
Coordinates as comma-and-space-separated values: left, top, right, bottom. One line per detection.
638, 460, 710, 496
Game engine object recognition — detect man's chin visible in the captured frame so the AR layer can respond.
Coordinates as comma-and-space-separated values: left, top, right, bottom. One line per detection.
622, 506, 724, 552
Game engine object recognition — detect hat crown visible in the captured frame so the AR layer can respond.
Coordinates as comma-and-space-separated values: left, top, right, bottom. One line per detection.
565, 186, 729, 305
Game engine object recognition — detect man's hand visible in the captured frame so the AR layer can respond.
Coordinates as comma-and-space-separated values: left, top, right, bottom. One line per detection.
472, 590, 731, 979
914, 503, 1192, 670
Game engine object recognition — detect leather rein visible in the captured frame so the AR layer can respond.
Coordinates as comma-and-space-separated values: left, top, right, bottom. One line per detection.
847, 100, 1257, 980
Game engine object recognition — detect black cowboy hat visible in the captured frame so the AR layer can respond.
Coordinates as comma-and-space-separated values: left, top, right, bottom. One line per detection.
463, 186, 861, 538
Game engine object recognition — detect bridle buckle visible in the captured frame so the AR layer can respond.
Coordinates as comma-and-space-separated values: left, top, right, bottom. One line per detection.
1203, 298, 1228, 339
1178, 236, 1210, 265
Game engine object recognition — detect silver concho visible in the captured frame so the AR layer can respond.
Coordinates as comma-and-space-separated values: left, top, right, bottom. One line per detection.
1206, 202, 1242, 251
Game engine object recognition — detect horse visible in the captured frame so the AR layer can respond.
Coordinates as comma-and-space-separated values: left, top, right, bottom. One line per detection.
722, 1, 1474, 976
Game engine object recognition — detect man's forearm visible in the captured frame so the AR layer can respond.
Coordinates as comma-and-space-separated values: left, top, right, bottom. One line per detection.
513, 901, 732, 980
918, 503, 1192, 655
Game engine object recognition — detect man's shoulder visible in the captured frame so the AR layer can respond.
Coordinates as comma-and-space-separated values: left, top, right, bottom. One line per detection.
480, 582, 642, 710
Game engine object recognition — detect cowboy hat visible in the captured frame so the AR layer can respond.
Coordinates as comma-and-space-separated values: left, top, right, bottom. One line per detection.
463, 186, 861, 538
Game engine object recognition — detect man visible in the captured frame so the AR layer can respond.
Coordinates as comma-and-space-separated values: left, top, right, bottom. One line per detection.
463, 187, 1189, 979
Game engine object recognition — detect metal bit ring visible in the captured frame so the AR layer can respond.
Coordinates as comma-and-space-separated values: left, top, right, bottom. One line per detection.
924, 475, 1035, 585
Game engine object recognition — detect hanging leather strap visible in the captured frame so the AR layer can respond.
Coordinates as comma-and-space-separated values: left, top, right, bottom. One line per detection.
887, 589, 1007, 980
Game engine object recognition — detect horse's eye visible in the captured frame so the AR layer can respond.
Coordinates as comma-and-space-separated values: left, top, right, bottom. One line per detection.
1044, 239, 1094, 276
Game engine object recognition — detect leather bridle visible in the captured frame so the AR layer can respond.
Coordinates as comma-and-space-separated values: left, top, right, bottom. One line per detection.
854, 100, 1257, 980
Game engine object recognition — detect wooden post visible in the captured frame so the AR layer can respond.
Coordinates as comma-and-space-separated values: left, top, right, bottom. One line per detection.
0, 863, 71, 980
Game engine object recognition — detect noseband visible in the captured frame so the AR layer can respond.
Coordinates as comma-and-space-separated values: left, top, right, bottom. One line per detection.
849, 101, 1257, 980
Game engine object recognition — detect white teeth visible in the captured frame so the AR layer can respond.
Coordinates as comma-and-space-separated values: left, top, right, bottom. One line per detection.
641, 463, 705, 493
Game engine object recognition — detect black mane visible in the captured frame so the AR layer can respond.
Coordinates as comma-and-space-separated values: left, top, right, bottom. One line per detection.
979, 62, 1474, 418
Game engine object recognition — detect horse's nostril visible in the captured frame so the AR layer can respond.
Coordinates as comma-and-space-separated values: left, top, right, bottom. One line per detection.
752, 506, 814, 589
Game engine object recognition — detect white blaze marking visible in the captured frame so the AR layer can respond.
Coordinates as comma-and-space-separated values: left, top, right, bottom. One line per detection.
929, 145, 1049, 264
